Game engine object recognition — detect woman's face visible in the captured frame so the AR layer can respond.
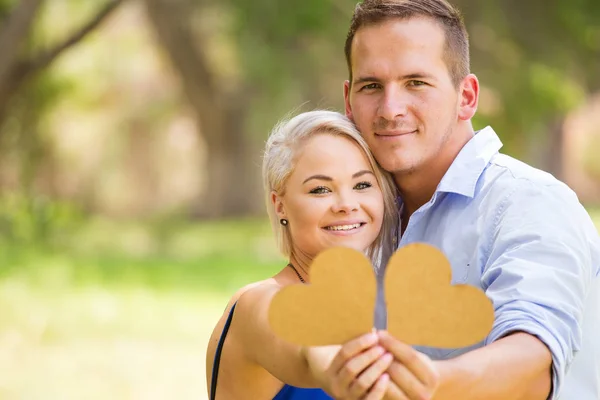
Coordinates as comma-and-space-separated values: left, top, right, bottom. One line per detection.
273, 133, 384, 259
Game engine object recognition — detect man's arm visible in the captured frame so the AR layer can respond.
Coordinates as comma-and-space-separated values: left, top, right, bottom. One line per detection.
374, 331, 550, 400
432, 332, 552, 400
380, 180, 598, 400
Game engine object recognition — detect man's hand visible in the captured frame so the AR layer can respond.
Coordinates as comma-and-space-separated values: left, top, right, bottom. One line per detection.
378, 331, 440, 400
308, 332, 393, 399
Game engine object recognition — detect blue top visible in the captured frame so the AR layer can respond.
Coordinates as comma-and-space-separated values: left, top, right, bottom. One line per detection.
210, 302, 332, 400
380, 126, 600, 399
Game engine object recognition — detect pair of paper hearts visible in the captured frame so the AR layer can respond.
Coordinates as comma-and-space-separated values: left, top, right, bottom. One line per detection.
268, 243, 494, 348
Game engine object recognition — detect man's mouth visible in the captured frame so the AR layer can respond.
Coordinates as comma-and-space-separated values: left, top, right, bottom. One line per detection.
375, 129, 417, 137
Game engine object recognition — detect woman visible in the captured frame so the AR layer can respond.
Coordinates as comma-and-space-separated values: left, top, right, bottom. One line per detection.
206, 110, 399, 399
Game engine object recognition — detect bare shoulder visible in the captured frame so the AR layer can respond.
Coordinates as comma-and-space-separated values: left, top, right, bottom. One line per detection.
205, 278, 281, 389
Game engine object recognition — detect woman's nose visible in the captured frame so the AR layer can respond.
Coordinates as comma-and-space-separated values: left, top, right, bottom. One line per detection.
331, 192, 359, 213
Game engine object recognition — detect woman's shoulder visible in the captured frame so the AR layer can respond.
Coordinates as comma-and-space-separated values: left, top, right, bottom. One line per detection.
232, 277, 285, 324
207, 278, 282, 348
205, 278, 284, 386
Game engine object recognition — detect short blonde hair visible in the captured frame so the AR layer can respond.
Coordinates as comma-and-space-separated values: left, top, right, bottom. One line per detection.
262, 110, 398, 269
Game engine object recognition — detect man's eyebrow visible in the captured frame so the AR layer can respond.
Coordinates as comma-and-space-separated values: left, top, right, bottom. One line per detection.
401, 72, 436, 81
353, 170, 375, 179
302, 175, 332, 184
353, 73, 435, 86
353, 76, 380, 86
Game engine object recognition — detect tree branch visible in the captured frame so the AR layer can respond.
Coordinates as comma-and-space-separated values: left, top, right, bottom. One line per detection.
0, 0, 43, 84
23, 0, 126, 75
0, 0, 126, 128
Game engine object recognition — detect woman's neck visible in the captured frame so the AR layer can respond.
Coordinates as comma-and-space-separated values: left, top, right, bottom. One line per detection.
288, 252, 311, 283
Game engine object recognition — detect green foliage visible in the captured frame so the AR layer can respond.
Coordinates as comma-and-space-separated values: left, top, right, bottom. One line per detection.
0, 0, 16, 15
0, 216, 284, 294
0, 192, 83, 246
461, 0, 600, 157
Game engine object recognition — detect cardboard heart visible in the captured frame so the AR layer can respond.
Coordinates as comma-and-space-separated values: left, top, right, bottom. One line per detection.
268, 247, 376, 346
385, 243, 495, 348
268, 243, 494, 348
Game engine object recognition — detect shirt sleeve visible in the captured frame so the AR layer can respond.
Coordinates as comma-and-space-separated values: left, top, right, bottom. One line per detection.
481, 179, 598, 399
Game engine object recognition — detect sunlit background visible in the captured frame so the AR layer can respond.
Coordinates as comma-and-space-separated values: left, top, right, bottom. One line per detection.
0, 0, 599, 399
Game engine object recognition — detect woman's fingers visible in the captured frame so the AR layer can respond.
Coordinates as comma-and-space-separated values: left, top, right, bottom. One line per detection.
347, 352, 393, 398
328, 332, 379, 375
362, 373, 390, 400
386, 360, 432, 400
338, 345, 386, 390
378, 331, 440, 390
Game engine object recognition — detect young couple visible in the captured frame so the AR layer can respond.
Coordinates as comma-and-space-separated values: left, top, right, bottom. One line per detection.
207, 0, 600, 399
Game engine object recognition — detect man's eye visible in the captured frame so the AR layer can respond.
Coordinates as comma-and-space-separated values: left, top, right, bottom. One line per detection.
355, 181, 373, 190
309, 186, 330, 194
407, 80, 427, 87
361, 83, 380, 91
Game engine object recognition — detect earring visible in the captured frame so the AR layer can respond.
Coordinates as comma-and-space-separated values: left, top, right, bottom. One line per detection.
280, 219, 288, 226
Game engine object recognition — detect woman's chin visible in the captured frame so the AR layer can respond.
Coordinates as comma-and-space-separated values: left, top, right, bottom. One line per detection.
322, 238, 370, 253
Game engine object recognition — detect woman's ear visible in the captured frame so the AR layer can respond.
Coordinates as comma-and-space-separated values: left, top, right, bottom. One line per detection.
271, 191, 286, 220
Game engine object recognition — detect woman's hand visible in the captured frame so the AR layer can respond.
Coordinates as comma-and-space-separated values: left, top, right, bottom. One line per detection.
306, 332, 394, 399
377, 331, 440, 400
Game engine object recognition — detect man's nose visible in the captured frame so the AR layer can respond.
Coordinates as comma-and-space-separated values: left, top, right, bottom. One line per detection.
377, 86, 408, 122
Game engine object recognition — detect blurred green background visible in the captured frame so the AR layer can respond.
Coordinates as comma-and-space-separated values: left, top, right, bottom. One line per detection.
0, 0, 599, 399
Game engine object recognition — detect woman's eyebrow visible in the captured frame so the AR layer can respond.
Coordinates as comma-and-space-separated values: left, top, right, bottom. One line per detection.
302, 175, 332, 184
302, 170, 374, 184
353, 170, 375, 179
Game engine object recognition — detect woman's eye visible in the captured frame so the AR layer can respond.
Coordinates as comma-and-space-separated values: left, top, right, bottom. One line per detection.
355, 181, 373, 190
309, 186, 330, 194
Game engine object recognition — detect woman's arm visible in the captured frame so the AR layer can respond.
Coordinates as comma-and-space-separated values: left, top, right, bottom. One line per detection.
235, 283, 394, 395
207, 281, 394, 398
233, 284, 339, 387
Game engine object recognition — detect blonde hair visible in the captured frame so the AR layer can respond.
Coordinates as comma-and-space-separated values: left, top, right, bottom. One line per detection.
262, 110, 398, 269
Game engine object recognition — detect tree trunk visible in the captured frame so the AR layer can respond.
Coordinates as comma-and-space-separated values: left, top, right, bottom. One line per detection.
543, 118, 565, 180
144, 0, 261, 218
0, 0, 43, 129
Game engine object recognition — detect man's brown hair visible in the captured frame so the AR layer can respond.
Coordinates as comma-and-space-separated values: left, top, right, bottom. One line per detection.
345, 0, 470, 88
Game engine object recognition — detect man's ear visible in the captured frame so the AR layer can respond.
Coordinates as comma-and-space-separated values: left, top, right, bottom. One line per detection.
458, 74, 479, 121
271, 191, 286, 220
344, 80, 353, 121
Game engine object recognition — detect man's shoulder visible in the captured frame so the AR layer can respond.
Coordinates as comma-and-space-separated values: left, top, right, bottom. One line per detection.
469, 152, 587, 226
489, 153, 559, 184
482, 153, 575, 199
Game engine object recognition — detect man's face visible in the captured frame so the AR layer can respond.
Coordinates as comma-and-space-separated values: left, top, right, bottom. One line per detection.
344, 17, 463, 176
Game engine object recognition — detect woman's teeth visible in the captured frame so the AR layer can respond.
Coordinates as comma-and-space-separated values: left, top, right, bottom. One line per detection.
325, 223, 362, 231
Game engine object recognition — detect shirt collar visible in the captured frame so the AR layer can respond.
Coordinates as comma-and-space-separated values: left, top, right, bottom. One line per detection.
435, 126, 503, 198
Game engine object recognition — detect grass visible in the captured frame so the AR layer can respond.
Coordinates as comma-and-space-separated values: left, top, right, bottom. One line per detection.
0, 209, 599, 399
0, 216, 282, 400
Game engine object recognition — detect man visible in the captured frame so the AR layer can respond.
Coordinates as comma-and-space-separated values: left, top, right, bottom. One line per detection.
321, 0, 600, 399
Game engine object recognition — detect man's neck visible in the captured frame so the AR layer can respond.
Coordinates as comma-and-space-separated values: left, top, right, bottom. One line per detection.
396, 126, 474, 222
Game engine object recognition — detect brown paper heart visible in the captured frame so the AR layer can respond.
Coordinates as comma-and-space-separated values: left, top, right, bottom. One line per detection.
268, 243, 494, 348
268, 247, 376, 346
385, 243, 495, 348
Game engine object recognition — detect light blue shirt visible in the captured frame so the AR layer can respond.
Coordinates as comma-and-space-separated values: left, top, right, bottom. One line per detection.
381, 126, 600, 399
